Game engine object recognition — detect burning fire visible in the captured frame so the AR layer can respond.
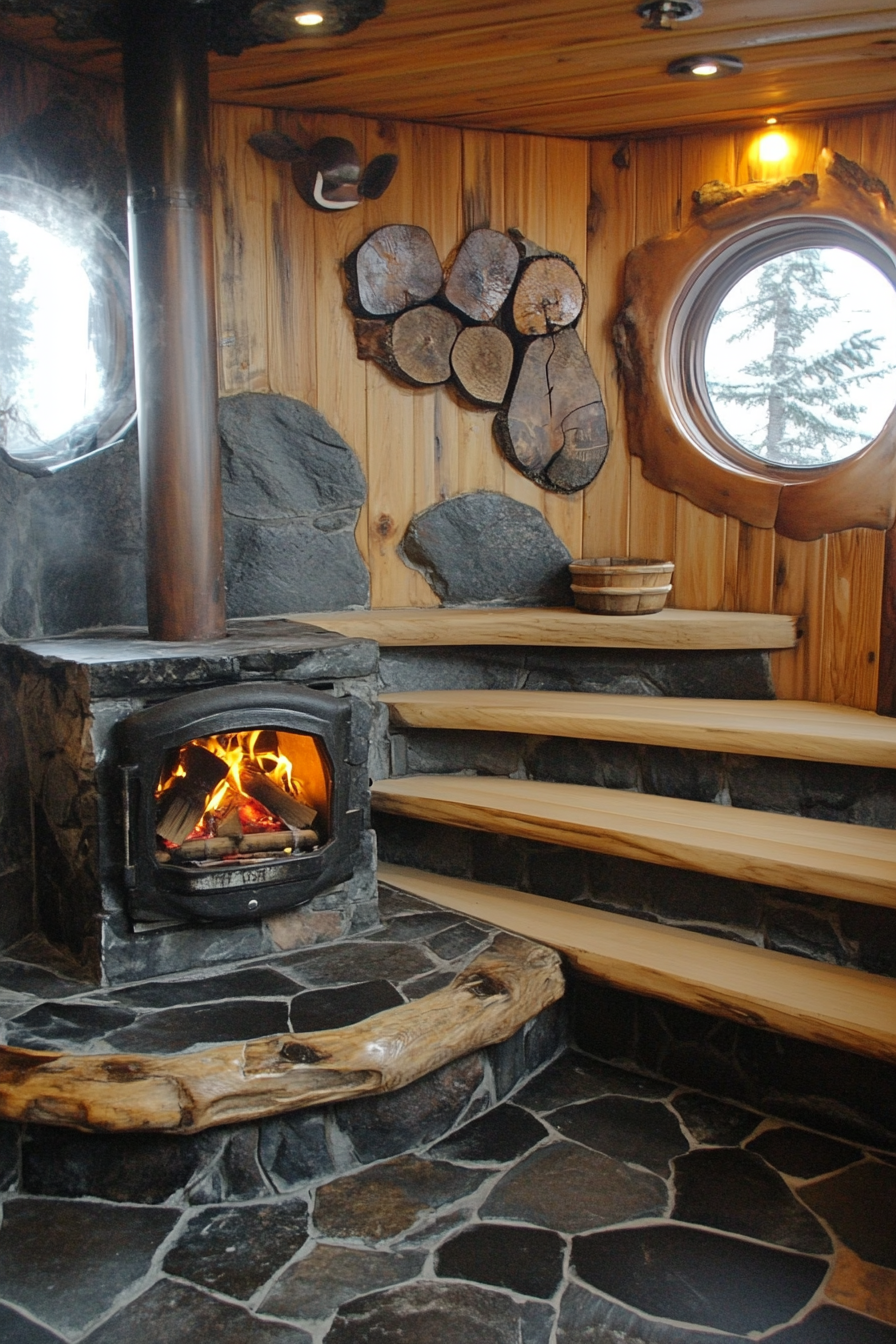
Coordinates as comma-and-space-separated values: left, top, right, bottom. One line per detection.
155, 728, 329, 849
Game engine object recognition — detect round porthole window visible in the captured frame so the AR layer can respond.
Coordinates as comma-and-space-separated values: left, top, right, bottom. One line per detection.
0, 176, 135, 474
670, 218, 896, 476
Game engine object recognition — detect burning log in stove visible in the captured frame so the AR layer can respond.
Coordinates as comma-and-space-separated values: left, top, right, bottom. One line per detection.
156, 745, 230, 845
159, 829, 319, 864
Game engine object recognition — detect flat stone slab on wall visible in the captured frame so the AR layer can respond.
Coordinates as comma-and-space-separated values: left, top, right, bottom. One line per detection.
400, 492, 573, 607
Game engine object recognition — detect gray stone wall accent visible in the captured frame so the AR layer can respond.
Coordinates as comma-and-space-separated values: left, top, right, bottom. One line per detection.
0, 394, 371, 641
219, 393, 370, 617
400, 492, 572, 606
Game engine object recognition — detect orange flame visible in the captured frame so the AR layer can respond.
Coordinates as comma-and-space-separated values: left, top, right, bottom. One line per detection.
156, 728, 329, 845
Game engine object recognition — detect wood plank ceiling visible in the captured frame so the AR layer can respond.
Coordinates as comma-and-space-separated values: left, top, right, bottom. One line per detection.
0, 1, 894, 138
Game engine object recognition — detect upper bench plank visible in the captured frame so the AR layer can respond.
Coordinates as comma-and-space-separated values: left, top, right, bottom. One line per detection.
381, 690, 896, 769
287, 607, 798, 650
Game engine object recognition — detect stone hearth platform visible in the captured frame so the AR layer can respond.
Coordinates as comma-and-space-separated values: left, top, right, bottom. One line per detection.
0, 883, 564, 1138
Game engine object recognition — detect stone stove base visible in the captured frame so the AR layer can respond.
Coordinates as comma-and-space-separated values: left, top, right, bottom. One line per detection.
0, 619, 382, 984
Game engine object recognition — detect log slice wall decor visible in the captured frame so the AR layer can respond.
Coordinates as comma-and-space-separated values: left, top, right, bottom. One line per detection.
614, 150, 896, 541
348, 223, 608, 496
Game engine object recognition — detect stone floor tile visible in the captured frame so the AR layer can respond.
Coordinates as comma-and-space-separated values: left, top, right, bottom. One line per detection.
260, 1245, 424, 1321
671, 1091, 762, 1146
376, 888, 432, 917
22, 1125, 218, 1203
399, 970, 457, 999
82, 1279, 312, 1344
106, 967, 301, 1008
825, 1246, 896, 1327
571, 1223, 827, 1335
282, 942, 433, 987
259, 1110, 337, 1192
480, 1140, 666, 1233
672, 1147, 832, 1253
799, 1160, 896, 1270
0, 959, 86, 999
106, 1000, 289, 1052
549, 1096, 689, 1175
335, 1054, 484, 1164
324, 1280, 552, 1344
312, 1154, 486, 1244
427, 1103, 548, 1164
162, 1199, 308, 1299
746, 1125, 863, 1179
0, 1303, 66, 1344
425, 921, 490, 962
0, 1197, 181, 1336
767, 1304, 896, 1342
0, 1119, 18, 1190
184, 1125, 271, 1205
6, 1001, 137, 1050
435, 1221, 565, 1299
514, 1051, 671, 1114
368, 913, 460, 944
557, 1282, 744, 1343
288, 980, 404, 1032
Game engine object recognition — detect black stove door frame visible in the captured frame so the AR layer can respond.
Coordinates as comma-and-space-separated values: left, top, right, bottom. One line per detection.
118, 683, 359, 923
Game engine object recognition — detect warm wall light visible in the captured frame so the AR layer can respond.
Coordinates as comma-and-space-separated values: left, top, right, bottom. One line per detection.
757, 131, 790, 163
667, 54, 744, 78
295, 9, 325, 24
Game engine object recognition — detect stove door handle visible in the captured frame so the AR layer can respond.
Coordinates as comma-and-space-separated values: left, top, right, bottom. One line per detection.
121, 764, 140, 889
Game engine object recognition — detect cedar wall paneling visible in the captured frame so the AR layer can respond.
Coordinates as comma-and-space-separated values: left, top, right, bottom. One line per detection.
211, 104, 888, 708
0, 43, 889, 708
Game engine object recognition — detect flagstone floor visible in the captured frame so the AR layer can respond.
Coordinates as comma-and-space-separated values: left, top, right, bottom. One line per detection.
1, 1043, 895, 1343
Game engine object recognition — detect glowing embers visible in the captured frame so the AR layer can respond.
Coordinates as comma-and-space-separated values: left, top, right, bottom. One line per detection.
155, 727, 330, 867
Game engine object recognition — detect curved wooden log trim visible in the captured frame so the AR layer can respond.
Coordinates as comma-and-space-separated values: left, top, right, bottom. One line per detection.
615, 150, 896, 539
0, 934, 564, 1135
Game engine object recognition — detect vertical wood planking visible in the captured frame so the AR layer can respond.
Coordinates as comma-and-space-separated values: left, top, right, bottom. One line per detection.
266, 110, 317, 405
211, 104, 272, 395
820, 530, 884, 709
628, 137, 680, 574
583, 140, 633, 560
770, 535, 827, 702
363, 118, 435, 607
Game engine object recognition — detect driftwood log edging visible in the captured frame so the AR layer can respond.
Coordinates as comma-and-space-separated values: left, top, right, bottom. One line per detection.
0, 933, 564, 1135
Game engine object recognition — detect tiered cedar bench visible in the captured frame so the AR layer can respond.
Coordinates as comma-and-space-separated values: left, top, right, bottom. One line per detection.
379, 865, 896, 1065
287, 607, 798, 649
381, 690, 896, 768
371, 682, 896, 1067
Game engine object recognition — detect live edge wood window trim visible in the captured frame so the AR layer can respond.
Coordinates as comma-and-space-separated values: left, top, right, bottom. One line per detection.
614, 150, 896, 542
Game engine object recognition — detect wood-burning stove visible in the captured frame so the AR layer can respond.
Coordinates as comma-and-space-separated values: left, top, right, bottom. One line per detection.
119, 682, 363, 924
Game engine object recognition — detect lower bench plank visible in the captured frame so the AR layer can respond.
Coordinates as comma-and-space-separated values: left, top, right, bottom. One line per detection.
379, 863, 896, 1064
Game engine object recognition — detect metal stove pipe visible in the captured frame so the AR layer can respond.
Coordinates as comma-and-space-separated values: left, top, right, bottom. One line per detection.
121, 0, 226, 642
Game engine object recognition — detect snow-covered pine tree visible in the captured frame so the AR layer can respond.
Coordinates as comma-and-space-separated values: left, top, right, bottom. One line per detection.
707, 248, 888, 465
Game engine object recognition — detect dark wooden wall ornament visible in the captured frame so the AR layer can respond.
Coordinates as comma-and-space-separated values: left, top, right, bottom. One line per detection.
347, 223, 608, 496
249, 130, 398, 212
614, 150, 896, 542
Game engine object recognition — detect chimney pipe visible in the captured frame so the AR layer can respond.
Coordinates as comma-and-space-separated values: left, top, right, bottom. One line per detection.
121, 0, 227, 642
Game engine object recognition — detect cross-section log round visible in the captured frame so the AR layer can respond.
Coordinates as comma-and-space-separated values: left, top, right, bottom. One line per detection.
494, 328, 608, 493
511, 254, 585, 336
450, 324, 515, 407
443, 228, 521, 322
355, 306, 461, 386
345, 224, 443, 316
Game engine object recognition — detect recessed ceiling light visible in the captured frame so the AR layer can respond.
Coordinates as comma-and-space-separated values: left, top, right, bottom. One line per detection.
667, 53, 744, 78
766, 116, 778, 125
295, 9, 325, 24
